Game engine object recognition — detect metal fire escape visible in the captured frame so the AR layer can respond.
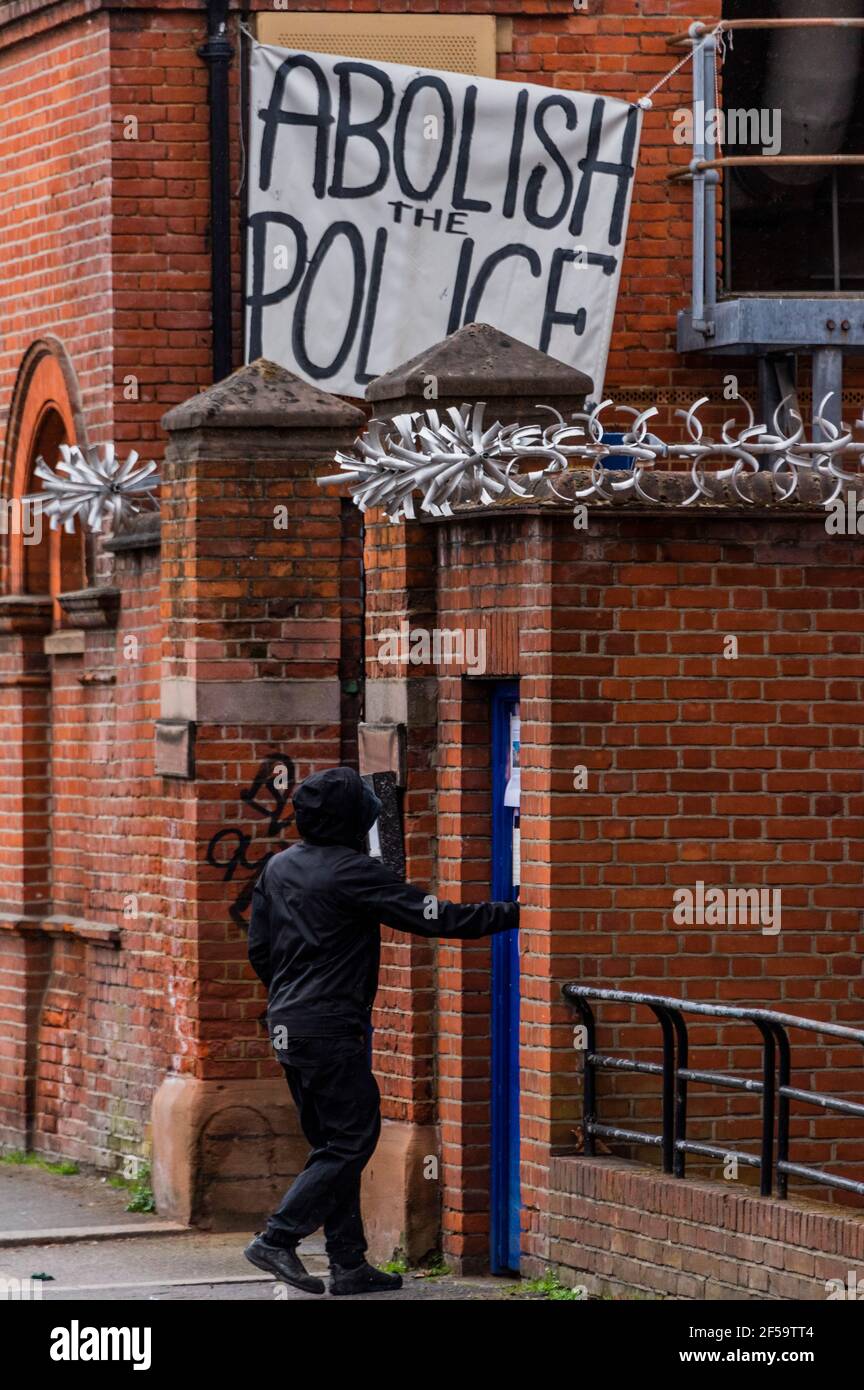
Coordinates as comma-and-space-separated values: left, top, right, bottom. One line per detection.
673, 11, 864, 437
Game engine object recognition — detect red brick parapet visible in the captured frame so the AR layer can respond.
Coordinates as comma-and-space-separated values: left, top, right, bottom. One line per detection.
544, 1157, 864, 1299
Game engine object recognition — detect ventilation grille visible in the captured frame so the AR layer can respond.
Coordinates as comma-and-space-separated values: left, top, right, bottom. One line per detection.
254, 14, 497, 78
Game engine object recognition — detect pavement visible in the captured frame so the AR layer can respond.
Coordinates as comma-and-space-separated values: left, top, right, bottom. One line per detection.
0, 1162, 518, 1302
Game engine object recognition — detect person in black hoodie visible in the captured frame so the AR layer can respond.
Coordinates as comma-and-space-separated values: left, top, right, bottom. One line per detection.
244, 765, 518, 1297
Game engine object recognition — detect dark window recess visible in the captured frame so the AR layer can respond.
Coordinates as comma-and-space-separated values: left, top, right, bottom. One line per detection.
722, 0, 864, 294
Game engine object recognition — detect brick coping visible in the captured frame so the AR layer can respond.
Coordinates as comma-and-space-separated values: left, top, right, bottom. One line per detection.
551, 1155, 864, 1254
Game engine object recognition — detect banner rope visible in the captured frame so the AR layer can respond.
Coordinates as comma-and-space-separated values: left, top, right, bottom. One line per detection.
632, 23, 724, 111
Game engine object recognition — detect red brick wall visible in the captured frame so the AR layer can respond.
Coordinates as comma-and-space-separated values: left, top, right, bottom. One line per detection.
364, 501, 864, 1268
547, 1156, 864, 1299
0, 1, 348, 1169
0, 0, 240, 1167
109, 4, 241, 454
34, 546, 169, 1166
0, 7, 113, 593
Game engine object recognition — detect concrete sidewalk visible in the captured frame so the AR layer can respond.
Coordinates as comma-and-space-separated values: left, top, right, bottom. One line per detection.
0, 1230, 514, 1300
0, 1162, 518, 1301
0, 1161, 181, 1244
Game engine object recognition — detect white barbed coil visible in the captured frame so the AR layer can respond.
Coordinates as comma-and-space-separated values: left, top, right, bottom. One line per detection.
26, 443, 160, 534
318, 395, 864, 523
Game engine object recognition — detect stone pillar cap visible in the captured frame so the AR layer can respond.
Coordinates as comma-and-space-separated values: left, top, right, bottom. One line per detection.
366, 322, 594, 404
161, 359, 366, 433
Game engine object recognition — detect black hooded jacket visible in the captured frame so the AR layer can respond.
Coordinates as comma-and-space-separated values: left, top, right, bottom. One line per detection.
248, 766, 518, 1037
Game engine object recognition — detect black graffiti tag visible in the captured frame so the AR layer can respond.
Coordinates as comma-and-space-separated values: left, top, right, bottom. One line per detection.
205, 755, 296, 929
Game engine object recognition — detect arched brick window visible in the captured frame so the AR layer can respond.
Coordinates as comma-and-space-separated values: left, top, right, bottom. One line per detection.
3, 340, 88, 621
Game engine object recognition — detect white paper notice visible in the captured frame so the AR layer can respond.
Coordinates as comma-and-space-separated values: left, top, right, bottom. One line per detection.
504, 712, 520, 809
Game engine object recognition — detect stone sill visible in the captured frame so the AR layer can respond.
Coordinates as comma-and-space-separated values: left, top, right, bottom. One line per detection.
44, 629, 85, 657
0, 913, 121, 947
58, 586, 120, 630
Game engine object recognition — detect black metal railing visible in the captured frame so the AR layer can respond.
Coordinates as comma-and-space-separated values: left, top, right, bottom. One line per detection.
562, 985, 864, 1200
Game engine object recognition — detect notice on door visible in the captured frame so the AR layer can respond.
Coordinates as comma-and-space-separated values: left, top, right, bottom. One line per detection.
246, 42, 641, 398
504, 712, 520, 809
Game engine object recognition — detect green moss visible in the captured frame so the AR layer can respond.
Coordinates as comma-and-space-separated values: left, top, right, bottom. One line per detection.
0, 1150, 79, 1176
510, 1268, 588, 1301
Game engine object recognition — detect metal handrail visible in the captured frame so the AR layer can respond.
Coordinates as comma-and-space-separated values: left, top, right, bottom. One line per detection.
674, 17, 864, 326
669, 155, 864, 183
562, 984, 864, 1200
669, 19, 864, 48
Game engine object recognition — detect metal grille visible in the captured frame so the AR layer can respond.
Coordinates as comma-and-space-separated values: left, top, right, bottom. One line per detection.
254, 14, 498, 78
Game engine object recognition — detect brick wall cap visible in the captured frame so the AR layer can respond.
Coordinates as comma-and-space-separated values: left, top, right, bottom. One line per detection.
424, 467, 852, 520
366, 322, 594, 403
161, 359, 366, 433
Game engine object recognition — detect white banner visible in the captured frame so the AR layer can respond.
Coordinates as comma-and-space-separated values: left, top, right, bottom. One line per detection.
247, 43, 641, 398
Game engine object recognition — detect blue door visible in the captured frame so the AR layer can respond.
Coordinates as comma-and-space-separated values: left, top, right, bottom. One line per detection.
490, 682, 521, 1272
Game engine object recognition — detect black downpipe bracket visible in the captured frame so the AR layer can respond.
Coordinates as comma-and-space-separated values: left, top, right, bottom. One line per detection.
199, 0, 234, 383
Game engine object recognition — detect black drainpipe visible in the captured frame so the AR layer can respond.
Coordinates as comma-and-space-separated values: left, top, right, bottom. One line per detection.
199, 0, 234, 383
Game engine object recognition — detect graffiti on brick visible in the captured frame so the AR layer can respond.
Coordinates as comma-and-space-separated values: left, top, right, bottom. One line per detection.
205, 754, 295, 929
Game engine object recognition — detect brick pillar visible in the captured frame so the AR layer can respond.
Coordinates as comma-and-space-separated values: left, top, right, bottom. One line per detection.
150, 359, 364, 1225
362, 324, 590, 1268
0, 596, 53, 1147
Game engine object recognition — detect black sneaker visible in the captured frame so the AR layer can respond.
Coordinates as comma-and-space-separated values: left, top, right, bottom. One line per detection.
329, 1261, 403, 1296
244, 1234, 325, 1294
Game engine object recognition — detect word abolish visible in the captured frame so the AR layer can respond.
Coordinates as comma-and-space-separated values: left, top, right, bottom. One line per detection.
246, 45, 640, 396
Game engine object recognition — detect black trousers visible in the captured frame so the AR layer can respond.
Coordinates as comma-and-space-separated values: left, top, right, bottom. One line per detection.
265, 1033, 381, 1265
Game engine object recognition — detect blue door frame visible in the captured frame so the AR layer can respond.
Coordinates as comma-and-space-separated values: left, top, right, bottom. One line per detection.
490, 681, 520, 1272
